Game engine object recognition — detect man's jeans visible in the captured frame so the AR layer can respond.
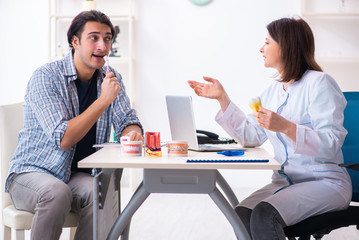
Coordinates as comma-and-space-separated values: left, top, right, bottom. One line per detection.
8, 172, 93, 240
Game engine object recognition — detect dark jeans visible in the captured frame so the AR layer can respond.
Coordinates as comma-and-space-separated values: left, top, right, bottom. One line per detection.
235, 202, 287, 240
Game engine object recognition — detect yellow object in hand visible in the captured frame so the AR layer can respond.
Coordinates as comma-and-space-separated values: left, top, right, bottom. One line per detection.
249, 97, 262, 112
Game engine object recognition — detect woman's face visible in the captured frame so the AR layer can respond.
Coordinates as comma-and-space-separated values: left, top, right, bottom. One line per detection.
260, 32, 283, 73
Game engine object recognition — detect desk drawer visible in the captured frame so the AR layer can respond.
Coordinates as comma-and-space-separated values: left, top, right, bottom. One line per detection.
143, 169, 216, 194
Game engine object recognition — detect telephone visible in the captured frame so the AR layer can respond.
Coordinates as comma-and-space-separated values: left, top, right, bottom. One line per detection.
196, 129, 236, 144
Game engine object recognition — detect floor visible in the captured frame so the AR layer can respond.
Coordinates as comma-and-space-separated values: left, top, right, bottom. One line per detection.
118, 188, 359, 240
5, 187, 359, 240
64, 187, 358, 240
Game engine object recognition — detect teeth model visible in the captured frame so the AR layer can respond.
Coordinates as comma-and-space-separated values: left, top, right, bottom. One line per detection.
249, 97, 262, 112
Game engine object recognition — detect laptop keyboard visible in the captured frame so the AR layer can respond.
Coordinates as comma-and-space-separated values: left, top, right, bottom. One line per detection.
199, 137, 237, 145
198, 145, 221, 150
198, 142, 238, 150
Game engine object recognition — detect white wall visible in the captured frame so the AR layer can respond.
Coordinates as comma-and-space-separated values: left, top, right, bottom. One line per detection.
0, 1, 302, 238
0, 0, 300, 136
134, 0, 300, 186
0, 0, 300, 196
135, 0, 300, 143
0, 0, 49, 105
4, 2, 359, 239
0, 0, 302, 206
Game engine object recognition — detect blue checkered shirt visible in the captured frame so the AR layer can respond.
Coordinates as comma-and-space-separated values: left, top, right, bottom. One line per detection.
6, 51, 142, 191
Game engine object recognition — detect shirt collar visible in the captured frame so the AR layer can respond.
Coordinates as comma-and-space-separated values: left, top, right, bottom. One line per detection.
279, 82, 288, 97
62, 50, 107, 84
63, 50, 77, 83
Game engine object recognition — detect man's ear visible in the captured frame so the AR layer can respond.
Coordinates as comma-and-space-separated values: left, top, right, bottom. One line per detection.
72, 35, 80, 50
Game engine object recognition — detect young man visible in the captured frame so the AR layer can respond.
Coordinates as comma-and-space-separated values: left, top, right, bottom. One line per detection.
6, 10, 143, 240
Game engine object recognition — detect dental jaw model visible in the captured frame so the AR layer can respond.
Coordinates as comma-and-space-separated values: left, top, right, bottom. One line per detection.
249, 97, 262, 112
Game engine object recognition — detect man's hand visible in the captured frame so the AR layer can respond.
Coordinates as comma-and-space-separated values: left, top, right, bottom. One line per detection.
100, 72, 120, 105
60, 72, 121, 151
124, 131, 143, 142
121, 125, 144, 142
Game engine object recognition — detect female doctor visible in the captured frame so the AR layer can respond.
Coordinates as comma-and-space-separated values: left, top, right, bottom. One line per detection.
188, 17, 351, 240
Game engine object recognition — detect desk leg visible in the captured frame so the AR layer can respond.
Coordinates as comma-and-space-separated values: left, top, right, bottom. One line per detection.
120, 182, 145, 240
209, 187, 251, 240
120, 222, 131, 240
107, 183, 150, 240
93, 169, 122, 240
216, 170, 239, 208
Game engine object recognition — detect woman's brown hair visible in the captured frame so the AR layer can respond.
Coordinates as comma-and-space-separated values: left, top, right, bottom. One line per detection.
267, 17, 322, 82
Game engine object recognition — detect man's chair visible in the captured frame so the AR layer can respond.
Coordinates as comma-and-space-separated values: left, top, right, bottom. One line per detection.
0, 102, 80, 240
284, 92, 359, 240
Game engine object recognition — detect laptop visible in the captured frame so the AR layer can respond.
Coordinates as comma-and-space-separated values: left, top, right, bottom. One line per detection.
165, 95, 245, 152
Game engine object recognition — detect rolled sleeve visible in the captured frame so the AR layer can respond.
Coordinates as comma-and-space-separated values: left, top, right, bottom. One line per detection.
53, 121, 68, 147
116, 108, 142, 134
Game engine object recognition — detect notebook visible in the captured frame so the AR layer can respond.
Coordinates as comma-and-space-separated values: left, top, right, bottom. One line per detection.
165, 95, 245, 152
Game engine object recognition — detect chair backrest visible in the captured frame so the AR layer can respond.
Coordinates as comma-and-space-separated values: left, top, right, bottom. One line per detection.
0, 102, 24, 209
342, 92, 359, 201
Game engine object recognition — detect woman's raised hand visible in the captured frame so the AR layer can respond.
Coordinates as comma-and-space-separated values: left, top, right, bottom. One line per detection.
188, 76, 231, 112
187, 76, 226, 100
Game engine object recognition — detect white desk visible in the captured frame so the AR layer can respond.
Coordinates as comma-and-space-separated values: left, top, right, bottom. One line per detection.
78, 146, 280, 240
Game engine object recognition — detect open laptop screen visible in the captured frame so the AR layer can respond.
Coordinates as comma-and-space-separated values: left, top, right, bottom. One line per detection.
165, 95, 199, 150
166, 95, 244, 152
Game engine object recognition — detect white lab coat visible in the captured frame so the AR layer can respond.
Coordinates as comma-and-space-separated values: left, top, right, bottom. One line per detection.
216, 70, 352, 225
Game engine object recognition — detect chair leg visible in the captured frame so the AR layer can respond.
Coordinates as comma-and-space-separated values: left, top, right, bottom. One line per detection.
14, 229, 25, 240
3, 225, 11, 240
69, 227, 77, 240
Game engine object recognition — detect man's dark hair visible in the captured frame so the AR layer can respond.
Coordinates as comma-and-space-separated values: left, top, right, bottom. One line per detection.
67, 10, 115, 48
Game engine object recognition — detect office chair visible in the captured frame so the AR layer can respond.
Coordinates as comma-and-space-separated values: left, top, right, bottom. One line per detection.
284, 92, 359, 240
0, 102, 79, 240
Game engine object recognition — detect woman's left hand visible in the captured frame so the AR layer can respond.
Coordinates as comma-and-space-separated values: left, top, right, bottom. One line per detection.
254, 108, 297, 141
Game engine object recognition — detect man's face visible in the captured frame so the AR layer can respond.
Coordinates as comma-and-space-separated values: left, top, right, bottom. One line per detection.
72, 21, 112, 73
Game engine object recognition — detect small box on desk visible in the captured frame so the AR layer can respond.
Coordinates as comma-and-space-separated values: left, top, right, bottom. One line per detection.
145, 132, 162, 157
